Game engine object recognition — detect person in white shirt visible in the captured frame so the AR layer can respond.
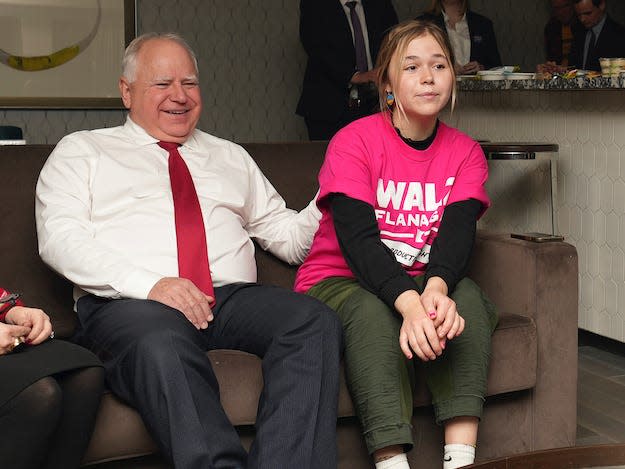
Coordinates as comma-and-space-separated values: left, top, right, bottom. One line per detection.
35, 32, 342, 469
418, 0, 501, 74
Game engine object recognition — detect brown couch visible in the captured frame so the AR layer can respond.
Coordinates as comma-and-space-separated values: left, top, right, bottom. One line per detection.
0, 143, 578, 468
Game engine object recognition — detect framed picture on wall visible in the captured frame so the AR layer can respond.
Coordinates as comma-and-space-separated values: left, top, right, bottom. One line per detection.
0, 0, 136, 109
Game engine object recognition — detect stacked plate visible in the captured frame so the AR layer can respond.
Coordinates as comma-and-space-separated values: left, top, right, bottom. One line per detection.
476, 68, 535, 81
477, 70, 505, 80
506, 72, 536, 80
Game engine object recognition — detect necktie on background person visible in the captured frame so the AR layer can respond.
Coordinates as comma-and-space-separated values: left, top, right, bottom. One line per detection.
583, 28, 596, 70
158, 141, 215, 304
346, 1, 369, 73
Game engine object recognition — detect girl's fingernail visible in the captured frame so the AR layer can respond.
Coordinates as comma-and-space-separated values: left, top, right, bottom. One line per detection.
428, 311, 436, 319
440, 340, 446, 349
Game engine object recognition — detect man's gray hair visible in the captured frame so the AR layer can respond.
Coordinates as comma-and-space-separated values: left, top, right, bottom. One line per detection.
121, 32, 199, 82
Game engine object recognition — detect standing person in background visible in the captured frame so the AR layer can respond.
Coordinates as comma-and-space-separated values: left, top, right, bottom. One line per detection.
0, 287, 103, 469
418, 0, 501, 74
544, 0, 583, 66
296, 19, 497, 469
568, 0, 625, 71
297, 0, 398, 141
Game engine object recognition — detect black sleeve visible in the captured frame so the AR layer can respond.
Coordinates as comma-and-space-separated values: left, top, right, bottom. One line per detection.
425, 198, 482, 293
330, 194, 418, 308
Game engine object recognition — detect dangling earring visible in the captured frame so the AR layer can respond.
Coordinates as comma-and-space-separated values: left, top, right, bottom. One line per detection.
386, 91, 395, 108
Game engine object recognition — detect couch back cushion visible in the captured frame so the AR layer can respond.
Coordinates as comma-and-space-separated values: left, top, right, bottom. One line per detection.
240, 142, 327, 289
0, 142, 328, 337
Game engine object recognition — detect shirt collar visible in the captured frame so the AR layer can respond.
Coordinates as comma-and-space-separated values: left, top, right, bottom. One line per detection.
591, 14, 607, 38
340, 0, 358, 7
123, 116, 201, 150
442, 10, 467, 26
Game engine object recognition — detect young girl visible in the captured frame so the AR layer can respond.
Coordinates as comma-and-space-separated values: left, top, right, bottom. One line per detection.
295, 19, 497, 469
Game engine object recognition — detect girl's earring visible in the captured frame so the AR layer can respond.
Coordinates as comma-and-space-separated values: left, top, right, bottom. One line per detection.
386, 91, 395, 108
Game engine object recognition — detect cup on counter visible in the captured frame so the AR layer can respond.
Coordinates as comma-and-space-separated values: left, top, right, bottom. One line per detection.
600, 57, 625, 77
611, 58, 625, 77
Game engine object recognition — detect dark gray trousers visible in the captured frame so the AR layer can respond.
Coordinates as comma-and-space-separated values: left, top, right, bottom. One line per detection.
76, 283, 342, 469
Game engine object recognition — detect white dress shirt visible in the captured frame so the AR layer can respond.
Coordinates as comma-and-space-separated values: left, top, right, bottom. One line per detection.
339, 0, 373, 70
443, 11, 471, 67
36, 118, 321, 303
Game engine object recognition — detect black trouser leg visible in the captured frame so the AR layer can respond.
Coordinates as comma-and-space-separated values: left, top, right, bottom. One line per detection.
0, 377, 62, 469
208, 284, 342, 469
43, 366, 104, 469
77, 295, 248, 469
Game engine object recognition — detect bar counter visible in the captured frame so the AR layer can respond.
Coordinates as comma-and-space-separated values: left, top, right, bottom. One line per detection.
458, 75, 625, 91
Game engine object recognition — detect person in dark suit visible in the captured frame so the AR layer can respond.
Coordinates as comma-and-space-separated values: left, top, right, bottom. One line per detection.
297, 0, 398, 141
569, 0, 625, 71
418, 0, 501, 74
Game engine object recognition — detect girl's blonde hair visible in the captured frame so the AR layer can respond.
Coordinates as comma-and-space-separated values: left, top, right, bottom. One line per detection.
427, 0, 469, 15
375, 19, 457, 118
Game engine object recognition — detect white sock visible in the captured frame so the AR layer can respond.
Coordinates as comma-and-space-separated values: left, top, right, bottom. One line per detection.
443, 444, 475, 469
375, 452, 410, 469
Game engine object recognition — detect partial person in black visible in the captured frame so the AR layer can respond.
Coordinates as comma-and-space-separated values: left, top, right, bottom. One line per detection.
0, 287, 103, 469
297, 0, 398, 140
544, 0, 584, 65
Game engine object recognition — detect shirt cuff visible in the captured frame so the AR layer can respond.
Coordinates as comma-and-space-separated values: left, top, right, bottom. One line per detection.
424, 267, 456, 293
378, 275, 420, 308
112, 270, 164, 300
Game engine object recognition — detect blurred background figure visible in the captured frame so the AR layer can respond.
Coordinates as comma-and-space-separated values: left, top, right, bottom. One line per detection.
297, 0, 398, 141
568, 0, 625, 71
418, 0, 501, 74
537, 0, 584, 76
544, 0, 583, 65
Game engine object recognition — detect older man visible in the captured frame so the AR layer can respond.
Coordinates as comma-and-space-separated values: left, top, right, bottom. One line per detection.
36, 32, 342, 469
569, 0, 625, 70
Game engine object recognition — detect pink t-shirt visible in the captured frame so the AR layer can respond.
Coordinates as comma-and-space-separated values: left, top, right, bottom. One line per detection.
294, 113, 490, 293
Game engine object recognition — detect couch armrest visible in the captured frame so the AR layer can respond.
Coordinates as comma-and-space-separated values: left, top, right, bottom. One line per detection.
468, 231, 579, 449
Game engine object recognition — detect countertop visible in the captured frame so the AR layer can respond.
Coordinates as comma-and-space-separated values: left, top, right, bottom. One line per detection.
458, 75, 625, 91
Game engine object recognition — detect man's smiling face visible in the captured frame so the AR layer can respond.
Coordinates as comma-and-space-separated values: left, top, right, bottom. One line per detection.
119, 38, 202, 143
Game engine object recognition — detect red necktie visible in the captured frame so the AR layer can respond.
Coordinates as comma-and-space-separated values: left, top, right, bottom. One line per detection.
158, 141, 215, 303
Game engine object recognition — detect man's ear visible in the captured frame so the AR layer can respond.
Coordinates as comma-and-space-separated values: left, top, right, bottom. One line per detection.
119, 77, 132, 109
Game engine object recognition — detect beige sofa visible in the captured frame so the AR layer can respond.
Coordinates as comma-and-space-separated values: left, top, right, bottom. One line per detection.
0, 143, 578, 468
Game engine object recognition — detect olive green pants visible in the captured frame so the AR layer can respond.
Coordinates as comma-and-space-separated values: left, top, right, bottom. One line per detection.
307, 276, 498, 454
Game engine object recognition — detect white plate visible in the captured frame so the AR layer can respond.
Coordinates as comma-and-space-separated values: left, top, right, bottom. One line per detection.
456, 74, 478, 81
477, 71, 505, 81
488, 66, 516, 73
480, 75, 505, 81
506, 73, 535, 80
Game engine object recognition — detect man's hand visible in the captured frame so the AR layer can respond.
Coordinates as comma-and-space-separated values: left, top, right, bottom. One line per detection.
420, 277, 465, 343
148, 278, 214, 329
458, 61, 482, 75
350, 69, 378, 84
394, 290, 443, 361
5, 306, 53, 345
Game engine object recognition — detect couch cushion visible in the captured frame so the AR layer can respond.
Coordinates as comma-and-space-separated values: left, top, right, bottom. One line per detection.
83, 311, 537, 464
213, 312, 536, 418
